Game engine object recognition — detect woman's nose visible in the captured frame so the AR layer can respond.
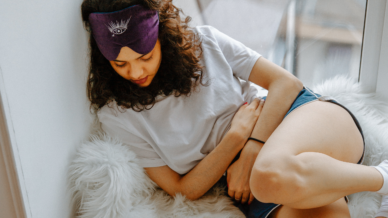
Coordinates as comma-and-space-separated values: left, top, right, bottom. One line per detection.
129, 65, 144, 80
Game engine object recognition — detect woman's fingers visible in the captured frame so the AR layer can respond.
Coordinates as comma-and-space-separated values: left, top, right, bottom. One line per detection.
228, 188, 235, 199
241, 189, 250, 204
234, 191, 243, 203
259, 98, 265, 108
247, 97, 265, 110
248, 98, 261, 109
255, 98, 265, 114
231, 188, 254, 204
248, 192, 255, 205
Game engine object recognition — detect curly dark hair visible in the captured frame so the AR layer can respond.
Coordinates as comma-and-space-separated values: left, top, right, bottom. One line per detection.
81, 0, 206, 113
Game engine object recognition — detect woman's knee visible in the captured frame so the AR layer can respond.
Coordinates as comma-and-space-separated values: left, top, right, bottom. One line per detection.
250, 153, 307, 204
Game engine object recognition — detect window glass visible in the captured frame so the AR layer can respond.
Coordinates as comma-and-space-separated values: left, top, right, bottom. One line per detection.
197, 0, 367, 87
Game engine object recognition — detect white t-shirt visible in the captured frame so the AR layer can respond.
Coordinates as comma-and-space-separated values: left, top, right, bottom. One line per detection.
97, 25, 262, 175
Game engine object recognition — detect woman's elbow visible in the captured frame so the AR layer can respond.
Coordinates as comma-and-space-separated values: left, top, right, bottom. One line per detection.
268, 76, 303, 94
172, 191, 200, 201
292, 78, 304, 90
185, 193, 200, 201
174, 184, 201, 200
280, 77, 303, 91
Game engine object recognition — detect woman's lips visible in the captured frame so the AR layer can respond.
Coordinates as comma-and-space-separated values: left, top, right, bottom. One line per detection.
133, 76, 148, 84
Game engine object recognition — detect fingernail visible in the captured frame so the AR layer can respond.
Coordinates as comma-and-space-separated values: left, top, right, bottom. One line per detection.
227, 184, 229, 187
248, 202, 251, 205
243, 102, 248, 105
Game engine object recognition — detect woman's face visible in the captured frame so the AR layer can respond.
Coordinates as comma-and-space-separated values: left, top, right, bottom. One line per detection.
109, 39, 162, 87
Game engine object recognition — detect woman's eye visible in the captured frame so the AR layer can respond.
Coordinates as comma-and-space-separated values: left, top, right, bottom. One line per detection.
141, 56, 153, 62
116, 63, 126, 67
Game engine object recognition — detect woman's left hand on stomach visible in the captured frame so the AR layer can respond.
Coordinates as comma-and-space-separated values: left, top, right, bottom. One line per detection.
226, 142, 261, 204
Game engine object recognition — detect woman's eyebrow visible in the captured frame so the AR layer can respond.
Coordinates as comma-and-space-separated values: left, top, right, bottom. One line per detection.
114, 54, 147, 62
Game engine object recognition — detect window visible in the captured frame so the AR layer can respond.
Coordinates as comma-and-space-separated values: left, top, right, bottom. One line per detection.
269, 0, 367, 88
376, 1, 388, 101
195, 0, 368, 88
360, 0, 388, 99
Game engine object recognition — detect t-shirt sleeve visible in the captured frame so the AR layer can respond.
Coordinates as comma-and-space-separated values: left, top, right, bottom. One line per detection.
202, 26, 262, 81
98, 114, 167, 168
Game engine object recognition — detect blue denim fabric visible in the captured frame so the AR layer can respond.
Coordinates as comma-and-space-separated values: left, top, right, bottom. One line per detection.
219, 86, 365, 218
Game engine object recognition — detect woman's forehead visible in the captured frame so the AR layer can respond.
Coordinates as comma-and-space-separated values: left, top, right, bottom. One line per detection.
115, 46, 144, 61
114, 40, 158, 62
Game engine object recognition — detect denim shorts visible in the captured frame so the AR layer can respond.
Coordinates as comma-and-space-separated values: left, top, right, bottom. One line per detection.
218, 85, 365, 218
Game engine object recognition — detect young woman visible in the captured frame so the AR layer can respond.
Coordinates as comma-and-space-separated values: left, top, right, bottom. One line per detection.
81, 0, 388, 217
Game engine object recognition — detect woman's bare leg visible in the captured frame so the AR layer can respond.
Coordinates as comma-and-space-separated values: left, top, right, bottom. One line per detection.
269, 197, 350, 218
249, 101, 383, 209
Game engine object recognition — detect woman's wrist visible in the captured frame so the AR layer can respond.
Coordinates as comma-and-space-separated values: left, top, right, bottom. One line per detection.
248, 137, 266, 144
241, 140, 261, 157
225, 130, 247, 150
249, 123, 268, 145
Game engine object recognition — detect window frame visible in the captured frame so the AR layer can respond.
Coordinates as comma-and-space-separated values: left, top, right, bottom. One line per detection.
375, 1, 388, 101
359, 0, 387, 98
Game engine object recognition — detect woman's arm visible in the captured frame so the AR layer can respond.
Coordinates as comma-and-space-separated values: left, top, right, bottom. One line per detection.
225, 57, 303, 204
145, 131, 244, 200
248, 57, 304, 142
145, 99, 265, 200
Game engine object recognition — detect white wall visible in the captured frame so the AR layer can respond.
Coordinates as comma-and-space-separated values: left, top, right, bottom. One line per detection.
0, 0, 94, 217
0, 1, 203, 217
173, 0, 204, 26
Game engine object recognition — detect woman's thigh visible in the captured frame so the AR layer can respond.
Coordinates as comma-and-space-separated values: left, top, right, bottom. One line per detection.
269, 197, 350, 218
258, 100, 364, 164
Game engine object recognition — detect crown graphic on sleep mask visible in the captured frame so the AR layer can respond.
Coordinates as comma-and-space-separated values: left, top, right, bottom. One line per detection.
89, 5, 159, 61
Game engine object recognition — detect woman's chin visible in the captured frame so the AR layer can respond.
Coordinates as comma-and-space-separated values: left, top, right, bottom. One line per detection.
135, 79, 152, 88
137, 84, 149, 88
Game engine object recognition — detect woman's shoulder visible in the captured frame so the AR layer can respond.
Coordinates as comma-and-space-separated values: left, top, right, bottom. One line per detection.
193, 25, 234, 50
193, 26, 228, 57
97, 100, 127, 120
193, 25, 217, 34
97, 100, 143, 132
194, 25, 222, 38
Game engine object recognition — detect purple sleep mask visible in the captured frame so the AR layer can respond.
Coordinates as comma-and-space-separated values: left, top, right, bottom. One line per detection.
89, 5, 159, 61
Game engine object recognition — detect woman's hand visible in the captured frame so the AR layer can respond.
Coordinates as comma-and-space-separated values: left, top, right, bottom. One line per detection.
229, 98, 265, 141
226, 141, 262, 204
227, 97, 265, 204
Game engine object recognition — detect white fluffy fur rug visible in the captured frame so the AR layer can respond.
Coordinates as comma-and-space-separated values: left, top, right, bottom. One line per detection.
68, 75, 388, 218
